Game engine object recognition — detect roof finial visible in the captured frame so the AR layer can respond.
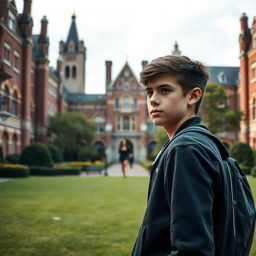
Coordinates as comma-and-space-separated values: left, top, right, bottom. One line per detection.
172, 41, 181, 56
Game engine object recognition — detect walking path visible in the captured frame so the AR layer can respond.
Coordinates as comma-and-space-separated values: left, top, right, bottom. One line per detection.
105, 163, 149, 177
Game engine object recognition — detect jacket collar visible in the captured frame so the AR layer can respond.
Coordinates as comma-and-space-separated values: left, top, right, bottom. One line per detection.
174, 116, 202, 137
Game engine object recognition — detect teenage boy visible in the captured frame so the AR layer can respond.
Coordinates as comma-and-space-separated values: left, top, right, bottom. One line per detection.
132, 55, 237, 255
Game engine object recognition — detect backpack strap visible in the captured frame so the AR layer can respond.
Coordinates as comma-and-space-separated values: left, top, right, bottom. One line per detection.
171, 126, 230, 160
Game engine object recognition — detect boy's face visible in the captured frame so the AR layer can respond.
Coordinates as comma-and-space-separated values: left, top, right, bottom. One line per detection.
145, 73, 194, 132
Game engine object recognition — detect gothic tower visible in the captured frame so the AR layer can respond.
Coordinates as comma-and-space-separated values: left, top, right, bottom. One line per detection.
59, 13, 86, 93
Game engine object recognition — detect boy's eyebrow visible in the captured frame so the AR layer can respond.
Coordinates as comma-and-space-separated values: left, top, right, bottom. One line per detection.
145, 84, 175, 91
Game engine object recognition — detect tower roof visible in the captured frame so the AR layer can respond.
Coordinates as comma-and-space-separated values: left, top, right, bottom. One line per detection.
66, 14, 79, 51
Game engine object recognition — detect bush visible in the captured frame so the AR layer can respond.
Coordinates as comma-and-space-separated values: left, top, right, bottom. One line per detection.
230, 142, 254, 167
251, 166, 256, 177
0, 165, 29, 177
240, 165, 252, 175
29, 166, 81, 176
0, 147, 4, 163
139, 161, 153, 171
48, 145, 63, 163
20, 143, 53, 167
5, 154, 20, 164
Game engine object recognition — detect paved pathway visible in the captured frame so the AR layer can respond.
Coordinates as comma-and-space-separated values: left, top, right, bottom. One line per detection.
105, 163, 149, 177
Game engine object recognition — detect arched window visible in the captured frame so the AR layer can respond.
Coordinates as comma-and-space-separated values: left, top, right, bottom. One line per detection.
124, 80, 129, 90
65, 66, 70, 78
12, 134, 18, 154
72, 65, 77, 78
123, 96, 130, 109
93, 141, 105, 157
12, 91, 18, 116
2, 86, 9, 112
123, 116, 130, 130
2, 132, 9, 157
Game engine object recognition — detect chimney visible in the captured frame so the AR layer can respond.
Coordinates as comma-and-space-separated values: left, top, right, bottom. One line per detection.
40, 16, 48, 38
141, 60, 148, 70
23, 0, 32, 16
105, 60, 112, 88
57, 56, 62, 74
240, 13, 248, 32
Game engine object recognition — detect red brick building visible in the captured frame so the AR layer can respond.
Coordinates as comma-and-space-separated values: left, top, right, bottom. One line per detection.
0, 0, 64, 156
239, 13, 256, 148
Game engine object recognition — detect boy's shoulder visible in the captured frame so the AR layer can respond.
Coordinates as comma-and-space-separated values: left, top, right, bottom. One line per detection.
165, 127, 222, 159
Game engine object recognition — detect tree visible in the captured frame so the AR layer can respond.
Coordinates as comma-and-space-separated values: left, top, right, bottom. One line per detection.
200, 82, 242, 134
48, 112, 96, 161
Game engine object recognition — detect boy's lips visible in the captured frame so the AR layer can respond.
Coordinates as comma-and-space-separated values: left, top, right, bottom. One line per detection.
150, 109, 163, 115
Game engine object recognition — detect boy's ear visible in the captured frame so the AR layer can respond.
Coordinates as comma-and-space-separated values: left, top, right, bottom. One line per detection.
187, 87, 202, 105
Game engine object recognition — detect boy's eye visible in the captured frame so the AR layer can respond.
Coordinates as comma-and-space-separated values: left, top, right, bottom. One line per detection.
145, 91, 153, 97
159, 88, 171, 94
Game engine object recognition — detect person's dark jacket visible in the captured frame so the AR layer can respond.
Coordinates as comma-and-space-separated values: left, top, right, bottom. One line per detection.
132, 117, 235, 256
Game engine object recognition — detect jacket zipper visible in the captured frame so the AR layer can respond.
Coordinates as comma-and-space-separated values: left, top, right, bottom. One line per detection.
226, 162, 236, 237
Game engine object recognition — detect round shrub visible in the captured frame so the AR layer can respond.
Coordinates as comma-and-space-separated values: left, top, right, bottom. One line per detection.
230, 142, 254, 167
251, 166, 256, 177
6, 154, 20, 164
47, 145, 63, 163
20, 143, 53, 167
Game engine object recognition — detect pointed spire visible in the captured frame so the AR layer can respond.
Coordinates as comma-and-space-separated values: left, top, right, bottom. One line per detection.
66, 13, 79, 51
172, 41, 181, 56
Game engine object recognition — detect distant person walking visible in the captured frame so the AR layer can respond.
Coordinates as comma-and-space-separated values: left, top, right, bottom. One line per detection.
119, 139, 130, 178
129, 153, 134, 169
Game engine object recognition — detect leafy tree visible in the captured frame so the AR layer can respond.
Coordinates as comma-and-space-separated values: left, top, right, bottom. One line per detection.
200, 82, 242, 134
48, 112, 96, 161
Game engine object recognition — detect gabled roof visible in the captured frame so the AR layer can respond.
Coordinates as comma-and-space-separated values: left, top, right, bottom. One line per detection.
110, 62, 140, 89
65, 14, 79, 51
208, 66, 239, 86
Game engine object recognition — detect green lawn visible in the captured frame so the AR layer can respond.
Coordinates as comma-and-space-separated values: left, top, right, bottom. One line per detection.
0, 176, 255, 256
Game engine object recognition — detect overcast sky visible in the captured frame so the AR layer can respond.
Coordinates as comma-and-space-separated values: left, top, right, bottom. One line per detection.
16, 0, 256, 94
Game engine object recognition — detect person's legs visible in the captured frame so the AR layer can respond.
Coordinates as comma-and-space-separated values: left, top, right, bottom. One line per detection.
121, 160, 128, 177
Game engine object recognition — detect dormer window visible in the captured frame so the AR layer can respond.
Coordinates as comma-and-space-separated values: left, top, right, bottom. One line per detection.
68, 40, 75, 52
8, 10, 15, 31
218, 71, 228, 84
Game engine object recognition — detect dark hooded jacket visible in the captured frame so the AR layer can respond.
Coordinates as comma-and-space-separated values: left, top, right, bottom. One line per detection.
132, 117, 235, 256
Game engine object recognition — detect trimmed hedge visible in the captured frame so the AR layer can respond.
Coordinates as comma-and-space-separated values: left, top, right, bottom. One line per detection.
29, 166, 81, 176
20, 143, 53, 167
251, 167, 256, 177
230, 142, 254, 167
48, 145, 63, 163
240, 165, 252, 175
0, 166, 30, 177
139, 161, 153, 171
5, 154, 20, 164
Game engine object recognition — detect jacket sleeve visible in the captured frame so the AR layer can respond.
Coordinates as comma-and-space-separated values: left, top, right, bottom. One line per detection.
163, 144, 219, 256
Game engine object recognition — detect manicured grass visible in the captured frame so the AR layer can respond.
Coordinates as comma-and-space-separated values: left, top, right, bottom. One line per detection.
0, 177, 148, 256
0, 176, 255, 256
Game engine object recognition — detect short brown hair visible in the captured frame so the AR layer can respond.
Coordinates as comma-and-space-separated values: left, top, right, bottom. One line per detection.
140, 55, 210, 114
